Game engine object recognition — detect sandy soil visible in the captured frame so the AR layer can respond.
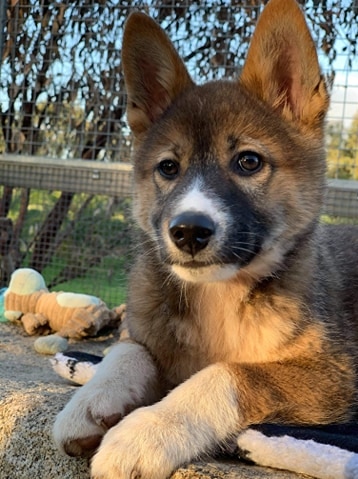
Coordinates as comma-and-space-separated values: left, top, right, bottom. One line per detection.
0, 322, 306, 479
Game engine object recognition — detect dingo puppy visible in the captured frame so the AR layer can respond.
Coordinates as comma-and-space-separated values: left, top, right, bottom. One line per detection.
54, 0, 358, 477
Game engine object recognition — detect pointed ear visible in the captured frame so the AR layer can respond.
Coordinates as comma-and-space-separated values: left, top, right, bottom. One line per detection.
240, 0, 329, 132
122, 12, 194, 137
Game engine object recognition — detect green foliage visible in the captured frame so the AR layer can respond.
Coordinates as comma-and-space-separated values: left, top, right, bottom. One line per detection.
4, 187, 131, 305
321, 215, 358, 225
44, 256, 128, 308
327, 112, 358, 180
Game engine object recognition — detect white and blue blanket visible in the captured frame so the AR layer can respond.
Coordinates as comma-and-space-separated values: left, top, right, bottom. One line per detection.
237, 423, 358, 479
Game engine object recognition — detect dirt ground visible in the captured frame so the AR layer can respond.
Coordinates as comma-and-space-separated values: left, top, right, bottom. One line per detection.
0, 322, 306, 479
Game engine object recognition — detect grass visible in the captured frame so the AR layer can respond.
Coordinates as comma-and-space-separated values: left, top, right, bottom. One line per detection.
5, 188, 133, 308
321, 215, 358, 225
42, 256, 128, 308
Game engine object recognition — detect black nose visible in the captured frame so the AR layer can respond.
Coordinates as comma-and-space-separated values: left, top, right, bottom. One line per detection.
169, 212, 215, 257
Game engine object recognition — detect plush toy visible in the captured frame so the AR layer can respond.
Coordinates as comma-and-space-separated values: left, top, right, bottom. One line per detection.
4, 268, 124, 339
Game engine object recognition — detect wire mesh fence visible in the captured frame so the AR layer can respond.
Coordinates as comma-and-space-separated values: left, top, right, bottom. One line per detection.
0, 183, 132, 307
0, 0, 357, 306
1, 1, 358, 164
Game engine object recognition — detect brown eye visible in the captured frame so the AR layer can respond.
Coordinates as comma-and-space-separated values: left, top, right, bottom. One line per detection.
157, 159, 179, 179
232, 151, 263, 176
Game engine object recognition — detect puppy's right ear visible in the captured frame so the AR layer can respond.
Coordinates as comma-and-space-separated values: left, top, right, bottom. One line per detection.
122, 12, 193, 137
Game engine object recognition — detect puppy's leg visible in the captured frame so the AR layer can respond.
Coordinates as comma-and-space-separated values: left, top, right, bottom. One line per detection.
53, 341, 162, 457
91, 362, 240, 479
91, 358, 353, 479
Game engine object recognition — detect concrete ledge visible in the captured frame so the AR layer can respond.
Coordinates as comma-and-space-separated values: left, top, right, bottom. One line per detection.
0, 323, 304, 479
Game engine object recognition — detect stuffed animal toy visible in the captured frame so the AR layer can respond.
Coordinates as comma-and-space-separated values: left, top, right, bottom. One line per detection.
4, 268, 124, 339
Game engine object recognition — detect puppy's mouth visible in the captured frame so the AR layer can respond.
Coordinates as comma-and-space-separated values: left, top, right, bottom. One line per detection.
170, 260, 219, 268
169, 260, 239, 283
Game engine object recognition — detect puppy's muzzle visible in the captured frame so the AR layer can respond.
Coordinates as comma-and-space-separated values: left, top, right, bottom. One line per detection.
169, 212, 215, 257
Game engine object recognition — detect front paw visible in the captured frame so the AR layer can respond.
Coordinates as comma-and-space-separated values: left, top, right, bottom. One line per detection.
53, 388, 134, 458
91, 406, 182, 479
53, 342, 162, 458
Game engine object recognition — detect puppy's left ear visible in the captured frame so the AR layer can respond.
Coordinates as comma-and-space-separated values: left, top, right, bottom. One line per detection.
240, 0, 329, 133
122, 12, 194, 137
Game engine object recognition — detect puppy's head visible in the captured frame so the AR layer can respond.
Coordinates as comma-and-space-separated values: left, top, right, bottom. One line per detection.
122, 0, 329, 284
